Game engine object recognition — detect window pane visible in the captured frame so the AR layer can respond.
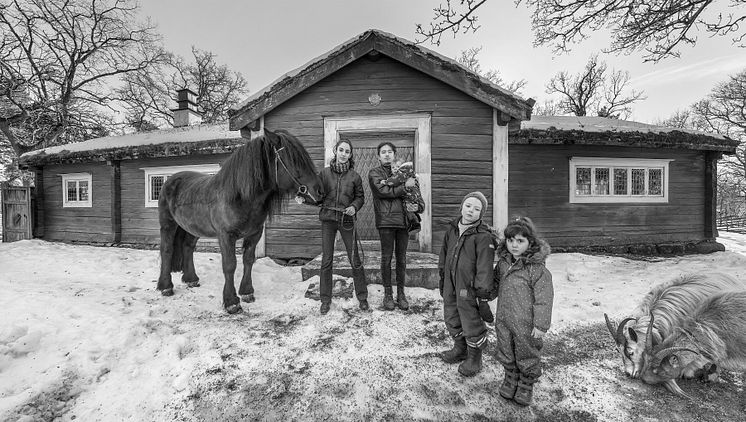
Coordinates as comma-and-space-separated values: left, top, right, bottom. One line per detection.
151, 175, 165, 201
631, 169, 645, 195
576, 167, 591, 195
613, 168, 628, 195
594, 168, 609, 195
78, 181, 89, 201
67, 181, 78, 201
649, 168, 663, 195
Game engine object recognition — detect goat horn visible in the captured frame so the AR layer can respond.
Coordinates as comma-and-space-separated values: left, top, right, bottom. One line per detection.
604, 313, 620, 345
616, 317, 636, 344
644, 312, 655, 354
654, 347, 701, 361
604, 314, 636, 346
662, 379, 693, 400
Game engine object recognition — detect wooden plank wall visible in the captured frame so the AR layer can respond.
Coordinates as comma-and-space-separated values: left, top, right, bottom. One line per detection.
119, 154, 231, 246
263, 55, 495, 257
508, 144, 707, 246
43, 163, 113, 242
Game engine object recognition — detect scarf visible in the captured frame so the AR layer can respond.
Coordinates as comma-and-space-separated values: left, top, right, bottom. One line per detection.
330, 159, 350, 174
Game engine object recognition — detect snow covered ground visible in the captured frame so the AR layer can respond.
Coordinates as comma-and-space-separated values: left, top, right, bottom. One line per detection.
1, 235, 746, 421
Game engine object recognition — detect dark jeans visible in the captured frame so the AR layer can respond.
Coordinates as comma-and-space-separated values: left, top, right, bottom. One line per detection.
378, 228, 409, 291
320, 220, 367, 303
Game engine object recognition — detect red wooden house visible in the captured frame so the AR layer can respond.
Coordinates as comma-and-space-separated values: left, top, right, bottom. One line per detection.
18, 30, 738, 257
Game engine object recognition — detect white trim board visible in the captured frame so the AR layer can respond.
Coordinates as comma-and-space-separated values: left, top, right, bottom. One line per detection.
324, 114, 433, 252
492, 110, 509, 232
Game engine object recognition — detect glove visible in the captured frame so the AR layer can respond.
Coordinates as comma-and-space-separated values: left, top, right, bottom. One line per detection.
478, 298, 494, 323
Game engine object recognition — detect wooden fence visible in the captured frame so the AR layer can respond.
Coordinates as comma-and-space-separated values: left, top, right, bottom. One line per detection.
717, 215, 746, 234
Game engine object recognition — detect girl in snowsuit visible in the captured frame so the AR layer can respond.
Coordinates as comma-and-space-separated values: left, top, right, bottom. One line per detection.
494, 216, 553, 406
438, 191, 497, 377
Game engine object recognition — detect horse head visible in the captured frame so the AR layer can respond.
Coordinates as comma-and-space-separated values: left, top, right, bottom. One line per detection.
266, 129, 324, 205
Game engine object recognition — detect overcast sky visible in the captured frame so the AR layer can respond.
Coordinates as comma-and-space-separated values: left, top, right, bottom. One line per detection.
139, 1, 746, 124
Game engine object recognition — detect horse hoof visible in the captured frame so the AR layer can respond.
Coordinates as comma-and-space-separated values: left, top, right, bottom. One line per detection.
241, 294, 255, 303
160, 288, 174, 297
226, 304, 243, 314
185, 281, 200, 288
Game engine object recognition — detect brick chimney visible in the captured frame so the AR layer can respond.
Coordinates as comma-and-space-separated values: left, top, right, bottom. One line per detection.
172, 88, 202, 127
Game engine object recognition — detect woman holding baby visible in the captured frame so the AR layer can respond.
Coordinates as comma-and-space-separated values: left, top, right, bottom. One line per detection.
368, 142, 424, 311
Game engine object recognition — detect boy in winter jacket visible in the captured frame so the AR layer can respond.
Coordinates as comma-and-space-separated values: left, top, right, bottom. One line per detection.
493, 216, 553, 406
438, 191, 498, 377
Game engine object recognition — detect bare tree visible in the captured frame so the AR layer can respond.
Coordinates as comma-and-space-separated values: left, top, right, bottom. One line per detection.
416, 0, 746, 62
545, 55, 645, 118
691, 69, 746, 190
0, 0, 165, 156
118, 47, 248, 130
456, 47, 527, 94
655, 109, 693, 128
415, 0, 487, 46
532, 99, 562, 116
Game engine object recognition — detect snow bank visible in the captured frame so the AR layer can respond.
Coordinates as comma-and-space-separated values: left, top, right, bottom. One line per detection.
1, 236, 745, 420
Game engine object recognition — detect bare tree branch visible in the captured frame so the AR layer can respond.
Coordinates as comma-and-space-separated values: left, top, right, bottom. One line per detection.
417, 0, 746, 62
545, 55, 645, 118
456, 46, 527, 94
415, 0, 487, 45
117, 46, 248, 130
0, 0, 165, 156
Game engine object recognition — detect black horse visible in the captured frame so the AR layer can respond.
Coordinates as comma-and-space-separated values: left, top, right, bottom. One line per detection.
157, 129, 323, 313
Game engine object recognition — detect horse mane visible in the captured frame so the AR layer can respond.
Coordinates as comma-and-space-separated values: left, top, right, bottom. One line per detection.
212, 129, 316, 219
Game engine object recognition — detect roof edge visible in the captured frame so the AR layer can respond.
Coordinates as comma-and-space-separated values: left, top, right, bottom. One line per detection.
228, 29, 534, 131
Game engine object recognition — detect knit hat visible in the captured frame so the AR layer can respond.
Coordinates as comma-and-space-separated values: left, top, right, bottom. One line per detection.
461, 191, 488, 219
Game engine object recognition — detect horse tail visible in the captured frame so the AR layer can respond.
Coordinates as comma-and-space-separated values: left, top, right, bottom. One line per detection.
171, 226, 187, 272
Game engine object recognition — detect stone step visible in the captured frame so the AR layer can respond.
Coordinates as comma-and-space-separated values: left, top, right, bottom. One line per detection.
301, 250, 440, 290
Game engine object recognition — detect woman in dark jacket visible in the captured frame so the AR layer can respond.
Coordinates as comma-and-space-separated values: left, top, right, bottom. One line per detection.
368, 142, 423, 311
316, 139, 369, 314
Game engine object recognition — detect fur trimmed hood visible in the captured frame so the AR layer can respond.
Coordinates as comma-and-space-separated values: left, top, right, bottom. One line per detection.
497, 238, 551, 264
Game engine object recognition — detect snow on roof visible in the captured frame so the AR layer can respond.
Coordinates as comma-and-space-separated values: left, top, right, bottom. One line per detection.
230, 29, 527, 114
522, 115, 728, 140
20, 123, 241, 159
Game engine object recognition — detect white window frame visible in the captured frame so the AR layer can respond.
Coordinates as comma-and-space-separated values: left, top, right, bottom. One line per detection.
141, 164, 220, 207
569, 157, 673, 203
60, 172, 93, 208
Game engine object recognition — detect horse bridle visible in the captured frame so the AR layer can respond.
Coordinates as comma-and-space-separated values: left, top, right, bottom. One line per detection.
274, 146, 319, 203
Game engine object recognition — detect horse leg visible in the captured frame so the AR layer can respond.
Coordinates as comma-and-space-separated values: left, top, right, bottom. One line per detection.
238, 225, 264, 303
181, 232, 200, 287
157, 218, 177, 296
218, 233, 242, 314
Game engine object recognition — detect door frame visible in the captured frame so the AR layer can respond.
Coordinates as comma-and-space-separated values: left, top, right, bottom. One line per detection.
324, 114, 432, 252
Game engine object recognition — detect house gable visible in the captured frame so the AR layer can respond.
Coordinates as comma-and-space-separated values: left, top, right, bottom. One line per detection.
228, 29, 534, 131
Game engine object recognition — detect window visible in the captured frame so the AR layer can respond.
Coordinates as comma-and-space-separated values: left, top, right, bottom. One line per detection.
569, 157, 672, 203
60, 173, 92, 208
142, 164, 220, 207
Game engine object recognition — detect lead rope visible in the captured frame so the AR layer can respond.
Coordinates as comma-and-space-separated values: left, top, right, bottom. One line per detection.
306, 203, 365, 271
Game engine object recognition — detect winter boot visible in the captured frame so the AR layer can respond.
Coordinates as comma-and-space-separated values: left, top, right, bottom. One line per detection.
359, 299, 370, 311
320, 301, 331, 315
440, 337, 468, 364
513, 374, 538, 406
498, 367, 520, 400
396, 288, 409, 311
458, 342, 486, 377
383, 288, 396, 311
